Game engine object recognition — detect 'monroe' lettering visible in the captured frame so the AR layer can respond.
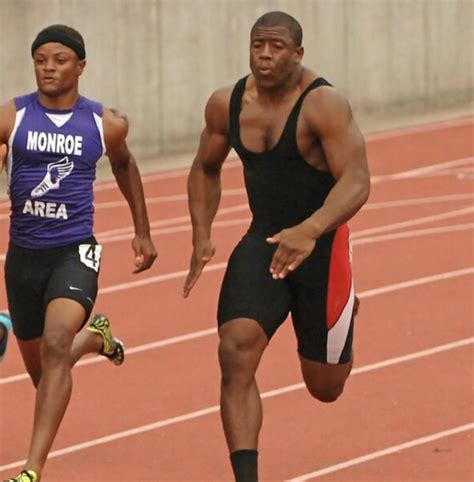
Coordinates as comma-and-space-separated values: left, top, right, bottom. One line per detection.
27, 131, 82, 156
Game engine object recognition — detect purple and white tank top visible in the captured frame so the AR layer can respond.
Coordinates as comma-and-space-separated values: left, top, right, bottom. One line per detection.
7, 93, 105, 248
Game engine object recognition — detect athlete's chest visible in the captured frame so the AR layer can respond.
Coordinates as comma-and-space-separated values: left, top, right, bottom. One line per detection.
13, 108, 101, 162
239, 95, 301, 152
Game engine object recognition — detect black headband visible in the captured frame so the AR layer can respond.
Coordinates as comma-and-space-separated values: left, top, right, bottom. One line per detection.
31, 29, 86, 60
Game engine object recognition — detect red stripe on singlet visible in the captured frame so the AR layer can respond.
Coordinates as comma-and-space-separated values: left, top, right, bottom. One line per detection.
326, 224, 352, 330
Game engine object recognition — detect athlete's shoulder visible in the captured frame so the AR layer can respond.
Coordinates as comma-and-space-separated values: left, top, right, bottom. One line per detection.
207, 85, 233, 113
304, 76, 350, 114
102, 107, 129, 147
302, 75, 354, 133
205, 85, 233, 133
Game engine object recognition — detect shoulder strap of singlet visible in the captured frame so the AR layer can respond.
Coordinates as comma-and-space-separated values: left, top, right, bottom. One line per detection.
80, 96, 103, 117
229, 75, 249, 147
283, 77, 333, 145
14, 93, 36, 111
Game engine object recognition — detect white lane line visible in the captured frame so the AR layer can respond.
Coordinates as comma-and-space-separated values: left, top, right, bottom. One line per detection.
1, 266, 472, 385
99, 210, 474, 245
94, 191, 474, 209
94, 183, 474, 211
0, 337, 471, 473
98, 217, 251, 243
94, 188, 247, 209
95, 203, 250, 238
286, 422, 474, 481
98, 262, 228, 295
353, 222, 474, 245
358, 267, 474, 299
362, 192, 474, 210
352, 206, 474, 238
371, 156, 473, 183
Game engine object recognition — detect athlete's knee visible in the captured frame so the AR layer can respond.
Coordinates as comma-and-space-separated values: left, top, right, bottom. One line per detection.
218, 324, 266, 384
218, 334, 258, 376
41, 330, 73, 367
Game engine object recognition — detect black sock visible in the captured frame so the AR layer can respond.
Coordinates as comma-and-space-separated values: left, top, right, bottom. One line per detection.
230, 449, 258, 482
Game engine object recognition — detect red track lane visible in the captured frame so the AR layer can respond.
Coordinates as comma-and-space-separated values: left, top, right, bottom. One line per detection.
0, 117, 473, 481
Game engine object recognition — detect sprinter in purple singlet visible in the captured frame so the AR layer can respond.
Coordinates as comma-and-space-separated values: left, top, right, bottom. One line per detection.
0, 25, 157, 482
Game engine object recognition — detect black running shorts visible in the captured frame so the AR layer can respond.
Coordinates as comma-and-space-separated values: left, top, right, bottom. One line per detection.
217, 225, 355, 364
4, 239, 101, 340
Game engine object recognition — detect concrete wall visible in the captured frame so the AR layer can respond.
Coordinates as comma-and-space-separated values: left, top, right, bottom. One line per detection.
0, 0, 472, 159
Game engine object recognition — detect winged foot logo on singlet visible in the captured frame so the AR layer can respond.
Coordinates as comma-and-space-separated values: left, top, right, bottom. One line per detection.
31, 157, 74, 197
22, 157, 73, 220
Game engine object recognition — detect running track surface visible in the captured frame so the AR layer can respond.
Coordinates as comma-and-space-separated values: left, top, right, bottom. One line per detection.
0, 116, 473, 481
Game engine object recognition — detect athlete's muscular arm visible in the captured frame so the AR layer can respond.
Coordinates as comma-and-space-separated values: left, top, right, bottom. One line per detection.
103, 108, 157, 273
267, 87, 370, 279
183, 88, 232, 297
0, 101, 16, 172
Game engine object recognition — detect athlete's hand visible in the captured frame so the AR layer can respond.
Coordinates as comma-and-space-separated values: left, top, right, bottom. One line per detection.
183, 239, 215, 298
266, 223, 317, 279
0, 144, 7, 172
132, 235, 157, 273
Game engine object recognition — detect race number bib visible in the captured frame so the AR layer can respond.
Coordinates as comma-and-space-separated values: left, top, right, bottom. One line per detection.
79, 244, 102, 272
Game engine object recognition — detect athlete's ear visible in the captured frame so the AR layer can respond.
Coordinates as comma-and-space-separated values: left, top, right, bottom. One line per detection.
77, 59, 86, 77
295, 46, 304, 64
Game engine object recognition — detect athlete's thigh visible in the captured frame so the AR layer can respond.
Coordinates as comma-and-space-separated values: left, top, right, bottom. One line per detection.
290, 224, 355, 364
43, 297, 87, 349
45, 241, 101, 329
4, 243, 50, 340
218, 233, 292, 340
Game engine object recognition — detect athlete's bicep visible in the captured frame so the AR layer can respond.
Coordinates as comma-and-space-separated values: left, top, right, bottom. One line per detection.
194, 125, 231, 173
192, 87, 232, 173
323, 119, 367, 182
0, 101, 17, 170
0, 102, 16, 143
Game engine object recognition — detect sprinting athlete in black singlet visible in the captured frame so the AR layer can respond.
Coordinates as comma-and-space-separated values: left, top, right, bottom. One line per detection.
184, 11, 370, 482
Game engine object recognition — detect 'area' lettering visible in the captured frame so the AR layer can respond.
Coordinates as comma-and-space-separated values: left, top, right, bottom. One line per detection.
22, 200, 68, 219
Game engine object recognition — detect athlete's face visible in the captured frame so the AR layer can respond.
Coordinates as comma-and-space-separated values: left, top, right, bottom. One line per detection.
250, 26, 303, 90
33, 43, 85, 97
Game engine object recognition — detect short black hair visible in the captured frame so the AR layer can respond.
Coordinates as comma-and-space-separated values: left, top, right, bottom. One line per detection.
250, 11, 303, 47
31, 25, 86, 60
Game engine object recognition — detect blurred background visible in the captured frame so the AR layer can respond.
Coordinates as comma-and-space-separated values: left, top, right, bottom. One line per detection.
0, 0, 472, 170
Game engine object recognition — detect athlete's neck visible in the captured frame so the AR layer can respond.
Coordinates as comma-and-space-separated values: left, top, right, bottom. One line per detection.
36, 90, 80, 111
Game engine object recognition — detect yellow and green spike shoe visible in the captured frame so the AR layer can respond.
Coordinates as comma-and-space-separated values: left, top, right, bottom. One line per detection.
87, 314, 125, 366
4, 469, 38, 482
